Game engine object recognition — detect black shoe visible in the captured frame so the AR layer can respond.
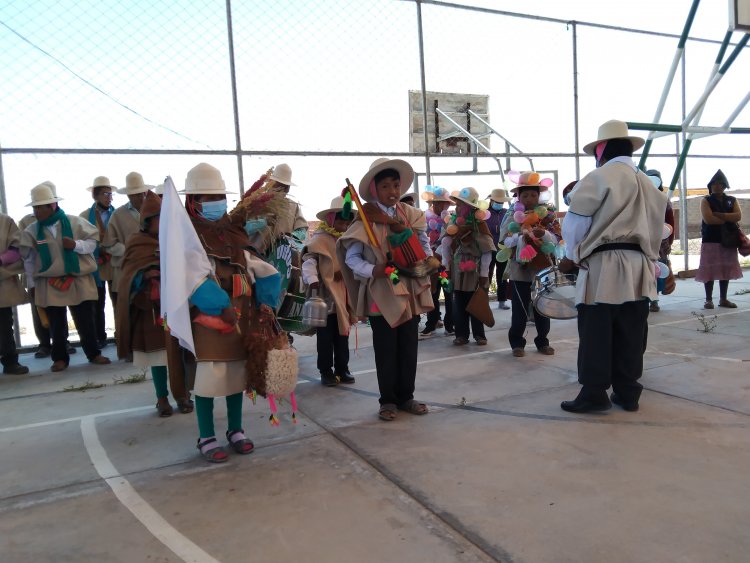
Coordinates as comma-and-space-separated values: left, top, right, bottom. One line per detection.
321, 371, 338, 387
610, 392, 639, 412
3, 363, 29, 375
335, 370, 355, 384
66, 342, 77, 354
561, 396, 612, 413
34, 346, 51, 359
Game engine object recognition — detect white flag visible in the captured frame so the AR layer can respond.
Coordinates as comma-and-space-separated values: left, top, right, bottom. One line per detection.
159, 176, 212, 355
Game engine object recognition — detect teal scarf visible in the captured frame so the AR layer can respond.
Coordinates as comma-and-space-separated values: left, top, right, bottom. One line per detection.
36, 207, 80, 274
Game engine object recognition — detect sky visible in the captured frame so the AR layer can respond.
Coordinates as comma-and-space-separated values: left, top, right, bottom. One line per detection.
1, 0, 749, 223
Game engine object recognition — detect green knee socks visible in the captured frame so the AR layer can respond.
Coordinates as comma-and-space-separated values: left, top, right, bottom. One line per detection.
151, 366, 168, 398
195, 392, 244, 439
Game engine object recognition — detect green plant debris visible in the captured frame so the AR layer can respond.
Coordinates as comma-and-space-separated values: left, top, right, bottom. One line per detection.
113, 371, 147, 385
61, 381, 107, 393
691, 311, 718, 333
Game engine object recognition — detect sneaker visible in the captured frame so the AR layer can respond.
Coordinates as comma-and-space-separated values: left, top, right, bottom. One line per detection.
649, 302, 660, 313
419, 328, 435, 339
321, 371, 338, 387
497, 301, 510, 310
34, 346, 51, 359
3, 363, 29, 375
335, 370, 356, 384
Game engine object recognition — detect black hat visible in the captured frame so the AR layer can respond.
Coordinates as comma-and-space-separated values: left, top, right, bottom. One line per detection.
707, 169, 729, 190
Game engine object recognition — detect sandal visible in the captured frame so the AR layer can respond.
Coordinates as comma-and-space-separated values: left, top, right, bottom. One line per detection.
226, 429, 254, 455
176, 398, 194, 414
197, 437, 228, 463
156, 398, 173, 417
398, 399, 428, 415
378, 403, 397, 421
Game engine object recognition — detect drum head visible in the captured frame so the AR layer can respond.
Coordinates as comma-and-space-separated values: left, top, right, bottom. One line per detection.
533, 283, 578, 320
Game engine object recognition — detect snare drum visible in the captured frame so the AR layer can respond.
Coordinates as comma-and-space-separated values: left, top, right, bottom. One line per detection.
266, 235, 311, 334
532, 266, 578, 320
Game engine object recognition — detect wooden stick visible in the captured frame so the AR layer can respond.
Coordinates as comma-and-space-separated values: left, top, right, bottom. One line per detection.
345, 178, 380, 249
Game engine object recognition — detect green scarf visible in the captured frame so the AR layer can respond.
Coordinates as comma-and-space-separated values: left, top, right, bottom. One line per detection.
36, 207, 80, 274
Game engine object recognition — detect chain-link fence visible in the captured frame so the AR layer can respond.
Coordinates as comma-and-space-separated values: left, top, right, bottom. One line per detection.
1, 0, 749, 346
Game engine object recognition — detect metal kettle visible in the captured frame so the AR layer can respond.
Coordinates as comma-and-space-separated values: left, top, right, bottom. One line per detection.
302, 289, 328, 328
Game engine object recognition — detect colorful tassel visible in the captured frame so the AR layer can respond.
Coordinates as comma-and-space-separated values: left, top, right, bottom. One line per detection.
290, 391, 298, 424
519, 244, 538, 262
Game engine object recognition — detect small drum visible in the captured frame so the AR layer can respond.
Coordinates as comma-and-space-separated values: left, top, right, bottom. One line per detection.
533, 266, 578, 320
266, 235, 310, 334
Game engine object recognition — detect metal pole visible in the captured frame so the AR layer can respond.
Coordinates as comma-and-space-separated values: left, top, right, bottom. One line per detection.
571, 21, 580, 179
680, 50, 689, 273
416, 0, 432, 185
225, 0, 245, 193
0, 146, 19, 347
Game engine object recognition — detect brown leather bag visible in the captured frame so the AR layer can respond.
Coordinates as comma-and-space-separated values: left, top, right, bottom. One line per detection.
466, 287, 495, 327
663, 262, 676, 295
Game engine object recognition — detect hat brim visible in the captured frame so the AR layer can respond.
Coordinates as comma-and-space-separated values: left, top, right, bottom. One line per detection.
26, 196, 63, 207
487, 195, 512, 203
87, 185, 116, 192
582, 135, 645, 155
118, 186, 151, 195
315, 207, 358, 222
358, 159, 414, 202
177, 188, 237, 195
449, 195, 482, 209
269, 175, 296, 187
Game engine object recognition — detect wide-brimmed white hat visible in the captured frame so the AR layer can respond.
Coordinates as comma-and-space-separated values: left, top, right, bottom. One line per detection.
487, 188, 512, 203
117, 172, 150, 195
26, 183, 64, 207
421, 185, 453, 203
358, 158, 414, 202
583, 119, 645, 155
509, 171, 552, 195
399, 191, 418, 203
179, 163, 236, 195
154, 183, 164, 195
87, 176, 117, 193
315, 196, 358, 221
269, 163, 296, 187
450, 187, 482, 209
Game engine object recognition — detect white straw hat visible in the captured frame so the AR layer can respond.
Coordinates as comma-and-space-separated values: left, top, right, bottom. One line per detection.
582, 119, 645, 155
180, 163, 236, 195
450, 187, 482, 209
87, 176, 117, 193
487, 188, 512, 203
117, 172, 150, 195
27, 183, 64, 207
358, 158, 414, 202
269, 163, 295, 187
316, 196, 357, 221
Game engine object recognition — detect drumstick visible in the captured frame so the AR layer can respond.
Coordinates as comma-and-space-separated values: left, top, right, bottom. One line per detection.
345, 178, 380, 250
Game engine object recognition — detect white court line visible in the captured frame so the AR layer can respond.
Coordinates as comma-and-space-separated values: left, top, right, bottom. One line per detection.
0, 405, 152, 434
80, 416, 219, 563
653, 350, 749, 362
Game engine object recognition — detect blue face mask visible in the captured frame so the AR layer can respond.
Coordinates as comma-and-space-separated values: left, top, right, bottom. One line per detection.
491, 202, 504, 211
199, 200, 227, 221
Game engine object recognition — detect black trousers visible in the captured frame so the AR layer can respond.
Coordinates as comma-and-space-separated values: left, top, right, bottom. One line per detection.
576, 300, 649, 403
316, 314, 350, 374
425, 285, 453, 331
95, 281, 114, 343
488, 257, 509, 302
370, 315, 419, 406
0, 307, 19, 367
508, 280, 550, 349
46, 301, 101, 364
31, 301, 51, 349
453, 289, 485, 340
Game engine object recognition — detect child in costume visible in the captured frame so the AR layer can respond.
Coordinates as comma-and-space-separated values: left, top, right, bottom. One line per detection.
337, 158, 437, 421
115, 191, 192, 416
439, 187, 495, 346
421, 186, 454, 337
301, 196, 356, 386
486, 189, 512, 310
499, 172, 560, 357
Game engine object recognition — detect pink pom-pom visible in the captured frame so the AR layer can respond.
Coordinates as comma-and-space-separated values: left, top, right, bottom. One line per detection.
476, 210, 490, 221
513, 210, 525, 223
514, 202, 525, 212
428, 219, 439, 230
519, 244, 538, 262
455, 216, 466, 226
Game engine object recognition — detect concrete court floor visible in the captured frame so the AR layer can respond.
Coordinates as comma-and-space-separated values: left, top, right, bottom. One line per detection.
0, 271, 748, 563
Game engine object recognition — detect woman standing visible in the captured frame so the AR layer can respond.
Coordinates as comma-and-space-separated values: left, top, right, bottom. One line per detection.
695, 169, 742, 309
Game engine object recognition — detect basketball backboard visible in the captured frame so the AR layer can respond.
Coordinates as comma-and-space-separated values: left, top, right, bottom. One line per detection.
730, 0, 750, 31
409, 91, 490, 155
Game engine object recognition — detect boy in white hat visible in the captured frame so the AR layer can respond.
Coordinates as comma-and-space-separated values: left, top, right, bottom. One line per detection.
440, 187, 495, 346
420, 186, 454, 338
80, 175, 117, 348
487, 188, 512, 310
245, 163, 308, 256
102, 172, 149, 308
338, 158, 435, 421
501, 173, 559, 358
301, 195, 356, 386
0, 211, 30, 374
559, 120, 665, 413
20, 183, 111, 372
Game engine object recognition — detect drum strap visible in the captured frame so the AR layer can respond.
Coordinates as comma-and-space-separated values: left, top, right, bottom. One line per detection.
589, 242, 642, 257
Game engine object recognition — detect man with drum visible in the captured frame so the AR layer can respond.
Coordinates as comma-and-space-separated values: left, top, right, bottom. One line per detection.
559, 120, 666, 413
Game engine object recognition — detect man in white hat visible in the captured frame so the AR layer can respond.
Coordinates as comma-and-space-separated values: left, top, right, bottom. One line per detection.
102, 172, 149, 308
560, 119, 666, 413
246, 163, 308, 256
0, 210, 30, 374
80, 176, 117, 348
487, 188, 512, 310
20, 183, 111, 372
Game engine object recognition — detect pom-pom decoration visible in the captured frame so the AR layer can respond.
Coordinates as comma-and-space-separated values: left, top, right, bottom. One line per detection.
385, 265, 400, 285
428, 219, 440, 231
478, 200, 490, 211
455, 216, 466, 226
496, 247, 512, 261
514, 202, 525, 212
475, 209, 490, 221
522, 213, 540, 226
459, 259, 477, 272
539, 191, 552, 204
507, 222, 521, 233
540, 241, 556, 254
534, 206, 549, 219
513, 210, 526, 223
657, 261, 670, 279
519, 244, 538, 262
446, 224, 459, 236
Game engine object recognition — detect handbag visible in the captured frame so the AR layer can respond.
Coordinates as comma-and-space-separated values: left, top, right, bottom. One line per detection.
738, 228, 750, 257
720, 222, 741, 249
465, 287, 495, 327
663, 262, 676, 295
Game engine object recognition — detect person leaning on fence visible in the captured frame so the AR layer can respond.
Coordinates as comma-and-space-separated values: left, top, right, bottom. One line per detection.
301, 196, 357, 387
337, 158, 435, 422
559, 120, 665, 413
486, 188, 512, 310
80, 176, 117, 348
0, 212, 30, 375
20, 183, 111, 372
695, 169, 742, 310
645, 169, 675, 313
440, 187, 495, 346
